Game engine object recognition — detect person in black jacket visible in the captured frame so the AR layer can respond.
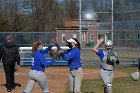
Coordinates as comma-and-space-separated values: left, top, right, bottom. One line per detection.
0, 35, 20, 92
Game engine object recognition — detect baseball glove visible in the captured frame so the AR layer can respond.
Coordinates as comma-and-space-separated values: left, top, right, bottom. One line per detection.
57, 49, 65, 56
49, 49, 59, 59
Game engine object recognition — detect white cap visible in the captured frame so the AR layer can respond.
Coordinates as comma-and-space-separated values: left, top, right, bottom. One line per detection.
66, 38, 77, 44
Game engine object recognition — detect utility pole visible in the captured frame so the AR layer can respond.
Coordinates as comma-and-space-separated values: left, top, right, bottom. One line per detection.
79, 0, 82, 48
111, 0, 114, 41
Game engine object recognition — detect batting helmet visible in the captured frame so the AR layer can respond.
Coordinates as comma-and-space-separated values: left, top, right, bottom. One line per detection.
105, 40, 113, 46
130, 71, 139, 81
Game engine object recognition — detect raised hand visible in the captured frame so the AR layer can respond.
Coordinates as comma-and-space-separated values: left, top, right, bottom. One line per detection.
51, 36, 59, 46
99, 37, 104, 43
51, 39, 55, 46
54, 36, 59, 45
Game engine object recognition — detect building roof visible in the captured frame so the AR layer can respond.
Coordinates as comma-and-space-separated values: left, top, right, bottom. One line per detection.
64, 19, 98, 21
56, 26, 88, 31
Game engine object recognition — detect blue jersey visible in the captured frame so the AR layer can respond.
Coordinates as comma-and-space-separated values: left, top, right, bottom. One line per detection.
97, 49, 104, 61
56, 44, 82, 69
31, 45, 55, 72
96, 49, 104, 69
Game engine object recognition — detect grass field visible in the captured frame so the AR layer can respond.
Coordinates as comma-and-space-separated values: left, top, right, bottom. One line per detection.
78, 67, 140, 93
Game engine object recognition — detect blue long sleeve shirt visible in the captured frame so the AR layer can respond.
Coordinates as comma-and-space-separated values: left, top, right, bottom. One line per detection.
96, 49, 104, 69
56, 44, 82, 69
31, 45, 55, 72
41, 45, 52, 54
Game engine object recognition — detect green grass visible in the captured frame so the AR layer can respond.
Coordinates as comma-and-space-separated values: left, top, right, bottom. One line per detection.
81, 67, 140, 93
81, 48, 140, 62
81, 77, 140, 93
115, 66, 138, 73
113, 77, 140, 93
81, 79, 103, 93
65, 67, 140, 93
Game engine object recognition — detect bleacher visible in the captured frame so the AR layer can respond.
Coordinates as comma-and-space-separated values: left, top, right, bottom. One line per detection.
19, 47, 69, 66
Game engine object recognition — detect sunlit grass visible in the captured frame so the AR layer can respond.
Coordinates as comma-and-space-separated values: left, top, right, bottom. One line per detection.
65, 66, 140, 93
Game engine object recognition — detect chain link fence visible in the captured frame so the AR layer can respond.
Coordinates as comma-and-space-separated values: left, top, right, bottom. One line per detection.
0, 0, 140, 65
0, 32, 56, 47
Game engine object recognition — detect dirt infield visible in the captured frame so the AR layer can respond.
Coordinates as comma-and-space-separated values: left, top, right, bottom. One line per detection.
0, 67, 129, 93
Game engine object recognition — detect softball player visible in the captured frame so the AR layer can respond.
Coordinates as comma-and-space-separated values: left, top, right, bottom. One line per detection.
56, 38, 83, 93
23, 40, 56, 93
93, 37, 119, 93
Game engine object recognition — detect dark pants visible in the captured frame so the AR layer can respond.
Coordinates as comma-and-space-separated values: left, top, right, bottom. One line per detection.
138, 58, 140, 71
3, 63, 15, 89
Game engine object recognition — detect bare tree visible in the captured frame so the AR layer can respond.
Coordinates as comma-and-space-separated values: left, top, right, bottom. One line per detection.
64, 0, 79, 19
0, 0, 31, 32
31, 0, 63, 32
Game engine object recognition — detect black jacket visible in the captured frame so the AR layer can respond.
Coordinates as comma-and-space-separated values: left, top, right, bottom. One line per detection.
0, 45, 3, 59
0, 41, 20, 65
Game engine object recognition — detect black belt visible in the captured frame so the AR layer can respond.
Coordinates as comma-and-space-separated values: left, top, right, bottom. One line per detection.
102, 68, 113, 71
69, 68, 78, 71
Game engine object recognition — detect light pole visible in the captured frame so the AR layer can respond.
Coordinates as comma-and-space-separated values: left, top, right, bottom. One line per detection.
111, 0, 114, 41
79, 0, 82, 48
